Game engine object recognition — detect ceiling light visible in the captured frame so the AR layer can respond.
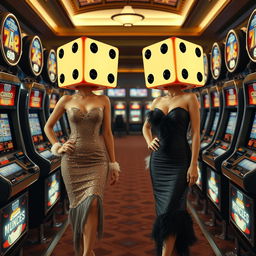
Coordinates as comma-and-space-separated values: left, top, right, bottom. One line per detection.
111, 6, 144, 27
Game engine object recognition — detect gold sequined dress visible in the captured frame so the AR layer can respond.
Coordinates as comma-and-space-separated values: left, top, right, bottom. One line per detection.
61, 107, 108, 255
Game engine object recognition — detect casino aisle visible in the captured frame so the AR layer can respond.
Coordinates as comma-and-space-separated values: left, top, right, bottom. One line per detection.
51, 136, 215, 256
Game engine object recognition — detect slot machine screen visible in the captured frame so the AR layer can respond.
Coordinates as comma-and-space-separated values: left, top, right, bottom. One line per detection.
130, 89, 148, 97
28, 113, 44, 144
130, 110, 142, 122
248, 84, 256, 105
225, 88, 237, 106
0, 113, 14, 152
211, 91, 220, 107
203, 94, 210, 108
107, 89, 126, 98
230, 184, 255, 246
45, 171, 61, 214
0, 192, 28, 255
29, 90, 43, 108
211, 112, 220, 133
249, 113, 256, 140
93, 90, 104, 96
49, 93, 58, 109
114, 102, 126, 121
207, 168, 221, 210
224, 112, 237, 141
151, 89, 161, 98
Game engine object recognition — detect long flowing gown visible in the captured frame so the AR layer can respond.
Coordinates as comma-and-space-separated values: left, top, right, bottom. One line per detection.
148, 107, 197, 256
61, 107, 108, 255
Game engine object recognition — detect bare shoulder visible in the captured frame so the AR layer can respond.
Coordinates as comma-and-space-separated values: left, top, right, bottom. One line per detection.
97, 95, 110, 106
59, 94, 72, 103
151, 96, 162, 109
184, 92, 197, 102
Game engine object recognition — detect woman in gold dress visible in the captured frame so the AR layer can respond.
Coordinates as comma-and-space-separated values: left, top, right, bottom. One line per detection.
44, 86, 120, 256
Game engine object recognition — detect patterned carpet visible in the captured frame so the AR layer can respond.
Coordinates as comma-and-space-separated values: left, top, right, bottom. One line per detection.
51, 135, 215, 256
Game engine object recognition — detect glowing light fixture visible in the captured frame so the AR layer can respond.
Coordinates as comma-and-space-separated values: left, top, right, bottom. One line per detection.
111, 6, 144, 27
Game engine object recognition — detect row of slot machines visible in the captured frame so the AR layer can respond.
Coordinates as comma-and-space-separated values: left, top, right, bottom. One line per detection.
192, 9, 256, 255
95, 88, 164, 133
0, 13, 71, 255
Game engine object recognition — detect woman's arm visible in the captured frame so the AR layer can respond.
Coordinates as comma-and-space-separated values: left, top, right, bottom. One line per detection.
102, 95, 116, 162
187, 93, 200, 185
102, 95, 119, 185
142, 97, 160, 151
44, 95, 74, 155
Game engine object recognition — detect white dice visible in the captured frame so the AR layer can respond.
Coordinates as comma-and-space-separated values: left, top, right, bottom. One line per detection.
57, 37, 119, 89
142, 37, 205, 89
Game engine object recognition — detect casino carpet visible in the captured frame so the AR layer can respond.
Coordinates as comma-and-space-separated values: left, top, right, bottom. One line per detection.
51, 135, 215, 256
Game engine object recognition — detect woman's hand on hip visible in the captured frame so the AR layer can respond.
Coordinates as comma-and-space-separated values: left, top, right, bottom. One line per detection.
110, 169, 120, 186
58, 140, 75, 155
148, 138, 160, 151
187, 165, 199, 186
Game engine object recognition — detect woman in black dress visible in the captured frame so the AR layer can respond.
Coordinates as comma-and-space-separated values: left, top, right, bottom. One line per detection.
142, 85, 200, 256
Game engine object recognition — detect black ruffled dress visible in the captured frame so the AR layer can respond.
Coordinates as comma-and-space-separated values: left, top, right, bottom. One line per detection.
148, 107, 197, 256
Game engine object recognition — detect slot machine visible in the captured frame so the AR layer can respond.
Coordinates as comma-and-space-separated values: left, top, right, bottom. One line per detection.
128, 101, 143, 133
0, 13, 39, 255
113, 101, 127, 134
18, 36, 62, 242
221, 11, 256, 253
151, 89, 162, 98
202, 29, 249, 238
196, 86, 223, 200
44, 88, 68, 143
144, 101, 152, 122
42, 49, 68, 143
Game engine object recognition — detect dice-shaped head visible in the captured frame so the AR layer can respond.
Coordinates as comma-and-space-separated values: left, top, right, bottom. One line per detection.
142, 37, 205, 89
57, 37, 119, 89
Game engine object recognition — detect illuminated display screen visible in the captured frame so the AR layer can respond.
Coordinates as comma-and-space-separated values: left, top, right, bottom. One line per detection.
151, 89, 161, 98
225, 88, 237, 106
107, 89, 126, 98
0, 113, 14, 152
0, 163, 22, 177
214, 148, 226, 156
29, 113, 44, 144
114, 110, 126, 117
237, 159, 256, 172
225, 112, 237, 135
39, 150, 53, 159
225, 31, 239, 72
203, 94, 210, 108
0, 193, 28, 255
114, 102, 126, 110
130, 88, 148, 97
211, 112, 220, 132
29, 90, 43, 108
207, 169, 221, 210
248, 84, 256, 105
247, 10, 256, 61
93, 90, 104, 96
45, 171, 61, 214
211, 91, 220, 107
49, 94, 58, 109
130, 110, 142, 122
0, 84, 16, 106
249, 114, 256, 139
230, 184, 254, 246
201, 142, 209, 148
1, 14, 22, 66
211, 44, 221, 79
203, 53, 209, 84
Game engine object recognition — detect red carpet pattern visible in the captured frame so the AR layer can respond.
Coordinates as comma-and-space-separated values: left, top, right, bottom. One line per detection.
52, 135, 215, 256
